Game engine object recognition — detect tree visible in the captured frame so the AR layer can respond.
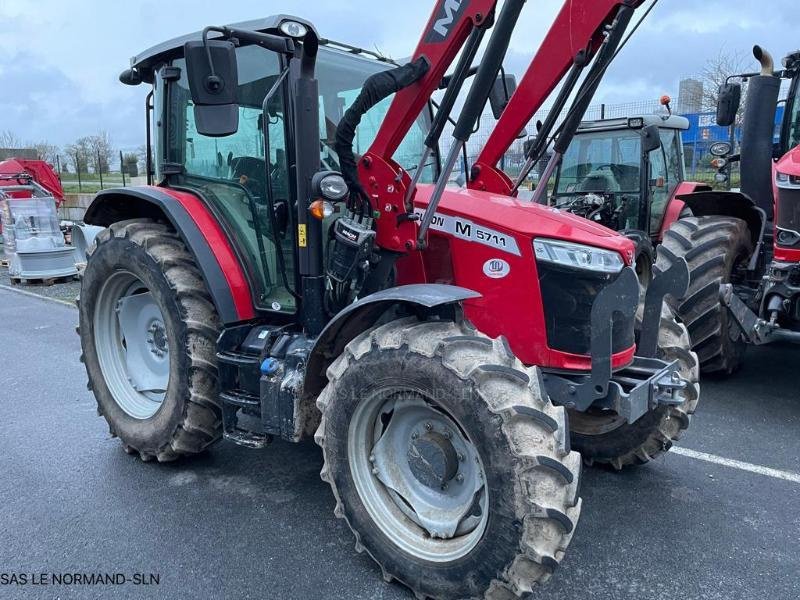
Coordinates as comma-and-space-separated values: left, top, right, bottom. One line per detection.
122, 152, 139, 177
65, 138, 92, 174
31, 141, 60, 164
698, 49, 750, 119
87, 131, 114, 174
0, 130, 22, 148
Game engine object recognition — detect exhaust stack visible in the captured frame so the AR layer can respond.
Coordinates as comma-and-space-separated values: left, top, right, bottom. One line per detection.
753, 45, 774, 76
740, 45, 780, 220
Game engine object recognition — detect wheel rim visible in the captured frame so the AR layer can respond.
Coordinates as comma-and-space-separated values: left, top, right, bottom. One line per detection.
93, 271, 170, 420
569, 407, 627, 435
348, 391, 488, 562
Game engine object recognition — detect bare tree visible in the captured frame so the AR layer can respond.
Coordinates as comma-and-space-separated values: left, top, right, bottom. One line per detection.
30, 141, 60, 164
0, 130, 22, 148
87, 131, 114, 174
698, 48, 750, 118
65, 138, 92, 174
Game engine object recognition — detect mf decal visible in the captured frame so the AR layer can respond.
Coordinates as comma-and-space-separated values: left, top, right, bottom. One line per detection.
425, 0, 470, 42
414, 208, 521, 256
483, 258, 511, 279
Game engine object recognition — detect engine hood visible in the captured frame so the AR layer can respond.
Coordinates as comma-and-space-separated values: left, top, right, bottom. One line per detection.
776, 145, 800, 177
413, 184, 635, 259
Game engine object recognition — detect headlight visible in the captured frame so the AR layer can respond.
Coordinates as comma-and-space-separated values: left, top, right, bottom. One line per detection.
312, 171, 349, 201
319, 174, 348, 200
280, 20, 309, 39
776, 171, 800, 188
534, 238, 625, 274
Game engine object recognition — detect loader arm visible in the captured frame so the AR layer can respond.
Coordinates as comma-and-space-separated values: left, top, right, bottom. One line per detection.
356, 0, 499, 253
469, 0, 646, 195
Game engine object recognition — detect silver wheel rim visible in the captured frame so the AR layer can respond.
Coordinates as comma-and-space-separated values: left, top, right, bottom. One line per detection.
93, 271, 170, 420
348, 391, 488, 562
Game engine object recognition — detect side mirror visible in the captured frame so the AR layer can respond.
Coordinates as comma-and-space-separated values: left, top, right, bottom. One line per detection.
641, 124, 662, 154
184, 40, 239, 137
489, 74, 517, 120
716, 82, 742, 127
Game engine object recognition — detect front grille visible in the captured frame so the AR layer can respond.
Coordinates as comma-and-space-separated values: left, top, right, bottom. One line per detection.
537, 262, 635, 356
776, 187, 800, 248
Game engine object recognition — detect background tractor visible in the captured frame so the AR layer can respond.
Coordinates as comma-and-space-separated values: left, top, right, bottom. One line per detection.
541, 112, 705, 285
77, 3, 696, 598
657, 46, 800, 374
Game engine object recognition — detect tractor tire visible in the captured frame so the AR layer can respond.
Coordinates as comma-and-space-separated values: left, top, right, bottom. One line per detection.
657, 216, 753, 374
569, 303, 700, 469
315, 316, 581, 599
78, 219, 222, 462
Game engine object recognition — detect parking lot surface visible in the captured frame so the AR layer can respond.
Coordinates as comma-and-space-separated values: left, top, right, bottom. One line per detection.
0, 288, 797, 599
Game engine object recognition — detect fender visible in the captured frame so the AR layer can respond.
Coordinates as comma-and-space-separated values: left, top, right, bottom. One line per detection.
303, 284, 481, 399
677, 190, 766, 249
84, 185, 255, 323
657, 182, 712, 241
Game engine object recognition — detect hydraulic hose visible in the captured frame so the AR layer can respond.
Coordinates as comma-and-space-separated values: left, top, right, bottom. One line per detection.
334, 58, 430, 217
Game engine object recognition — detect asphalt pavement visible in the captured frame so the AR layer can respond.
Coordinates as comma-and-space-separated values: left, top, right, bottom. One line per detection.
0, 288, 798, 599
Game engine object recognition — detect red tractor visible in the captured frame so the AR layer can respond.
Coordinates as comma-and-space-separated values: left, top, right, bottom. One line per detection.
78, 3, 696, 597
656, 46, 800, 374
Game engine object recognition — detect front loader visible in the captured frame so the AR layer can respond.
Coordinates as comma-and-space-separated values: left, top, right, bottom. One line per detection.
77, 3, 695, 598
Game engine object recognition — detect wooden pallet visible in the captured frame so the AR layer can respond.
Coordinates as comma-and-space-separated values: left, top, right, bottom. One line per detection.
9, 275, 77, 286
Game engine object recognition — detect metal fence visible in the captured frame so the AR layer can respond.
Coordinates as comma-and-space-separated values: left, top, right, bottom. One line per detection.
437, 97, 783, 189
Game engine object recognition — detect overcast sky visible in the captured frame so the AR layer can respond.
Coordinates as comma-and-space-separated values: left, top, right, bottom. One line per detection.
1, 0, 797, 153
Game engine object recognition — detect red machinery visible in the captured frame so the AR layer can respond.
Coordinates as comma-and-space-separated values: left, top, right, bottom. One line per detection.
465, 0, 708, 256
657, 46, 800, 373
0, 159, 64, 235
0, 159, 64, 204
77, 3, 696, 597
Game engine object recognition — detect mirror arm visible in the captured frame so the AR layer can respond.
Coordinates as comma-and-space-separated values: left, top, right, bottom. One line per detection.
203, 26, 295, 56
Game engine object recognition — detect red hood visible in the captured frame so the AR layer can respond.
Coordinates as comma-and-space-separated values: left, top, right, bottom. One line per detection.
775, 145, 800, 177
413, 183, 635, 259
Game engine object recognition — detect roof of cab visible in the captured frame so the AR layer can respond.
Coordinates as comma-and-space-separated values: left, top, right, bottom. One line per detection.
577, 114, 690, 132
129, 15, 317, 71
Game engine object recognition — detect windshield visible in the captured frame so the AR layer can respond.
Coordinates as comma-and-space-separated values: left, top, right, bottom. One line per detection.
161, 44, 434, 313
556, 129, 641, 195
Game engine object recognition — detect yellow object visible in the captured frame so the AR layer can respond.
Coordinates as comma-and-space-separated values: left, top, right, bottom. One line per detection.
298, 224, 307, 248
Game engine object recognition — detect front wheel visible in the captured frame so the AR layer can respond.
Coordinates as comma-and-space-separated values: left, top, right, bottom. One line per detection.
78, 219, 222, 462
569, 303, 700, 469
315, 317, 581, 599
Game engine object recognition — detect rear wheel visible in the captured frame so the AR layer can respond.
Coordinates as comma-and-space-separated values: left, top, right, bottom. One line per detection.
315, 317, 581, 599
78, 219, 222, 462
657, 216, 753, 374
569, 304, 700, 469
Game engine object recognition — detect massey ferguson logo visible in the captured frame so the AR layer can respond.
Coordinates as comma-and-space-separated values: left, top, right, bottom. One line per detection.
426, 0, 469, 42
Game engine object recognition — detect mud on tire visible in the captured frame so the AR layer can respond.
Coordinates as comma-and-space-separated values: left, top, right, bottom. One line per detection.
78, 219, 222, 462
657, 216, 753, 374
569, 304, 700, 470
314, 316, 582, 599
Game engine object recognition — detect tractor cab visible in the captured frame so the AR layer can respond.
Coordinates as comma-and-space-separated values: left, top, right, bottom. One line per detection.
123, 17, 436, 317
549, 114, 689, 237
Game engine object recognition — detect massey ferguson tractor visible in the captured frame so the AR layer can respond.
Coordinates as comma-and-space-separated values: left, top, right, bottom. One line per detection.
77, 3, 697, 598
655, 46, 800, 374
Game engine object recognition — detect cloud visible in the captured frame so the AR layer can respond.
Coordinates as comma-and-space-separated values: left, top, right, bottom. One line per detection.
0, 0, 797, 153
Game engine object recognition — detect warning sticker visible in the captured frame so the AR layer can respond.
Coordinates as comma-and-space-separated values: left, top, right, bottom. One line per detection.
298, 224, 307, 248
